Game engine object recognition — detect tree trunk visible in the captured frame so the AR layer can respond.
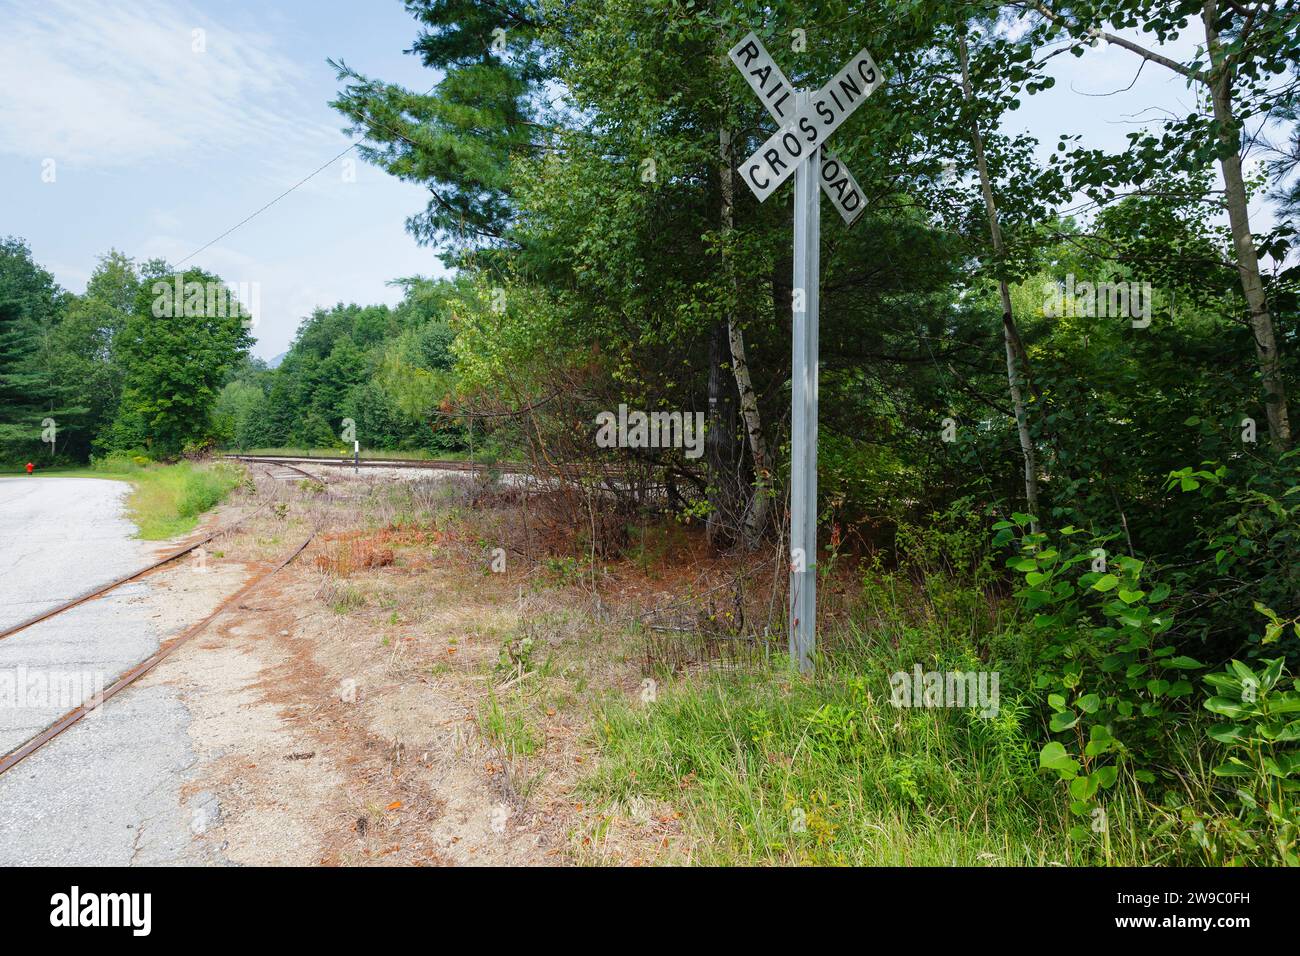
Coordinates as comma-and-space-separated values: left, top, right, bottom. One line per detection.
706, 317, 740, 548
957, 35, 1041, 529
1202, 0, 1292, 449
719, 126, 770, 548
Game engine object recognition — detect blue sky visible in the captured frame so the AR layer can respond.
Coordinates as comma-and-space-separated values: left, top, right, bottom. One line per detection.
0, 1, 1264, 360
1, 0, 444, 360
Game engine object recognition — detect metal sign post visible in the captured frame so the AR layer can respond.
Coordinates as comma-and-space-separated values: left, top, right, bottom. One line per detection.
728, 32, 882, 673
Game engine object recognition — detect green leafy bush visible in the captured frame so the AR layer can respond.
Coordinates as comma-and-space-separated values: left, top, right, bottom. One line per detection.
997, 514, 1202, 849
1176, 657, 1300, 865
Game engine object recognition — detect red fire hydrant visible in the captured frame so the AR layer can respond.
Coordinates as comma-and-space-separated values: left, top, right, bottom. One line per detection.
25, 461, 34, 475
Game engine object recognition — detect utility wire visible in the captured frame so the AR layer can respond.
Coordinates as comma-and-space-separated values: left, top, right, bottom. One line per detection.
173, 83, 438, 269
174, 140, 360, 268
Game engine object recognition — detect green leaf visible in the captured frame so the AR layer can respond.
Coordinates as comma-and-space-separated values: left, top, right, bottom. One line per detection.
1207, 723, 1246, 744
1211, 757, 1253, 777
1262, 756, 1287, 777
1050, 710, 1079, 732
1230, 660, 1258, 685
1040, 741, 1079, 778
1076, 693, 1101, 714
1205, 697, 1249, 718
1092, 574, 1119, 592
1274, 720, 1300, 742
1069, 774, 1099, 801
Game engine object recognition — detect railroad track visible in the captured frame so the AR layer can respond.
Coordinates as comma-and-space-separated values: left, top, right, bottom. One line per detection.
0, 465, 315, 776
258, 459, 323, 482
225, 454, 530, 475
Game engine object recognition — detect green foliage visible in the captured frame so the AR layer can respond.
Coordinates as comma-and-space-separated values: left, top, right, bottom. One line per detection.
589, 668, 1067, 865
329, 0, 546, 260
1163, 656, 1300, 865
224, 280, 467, 455
1164, 451, 1300, 653
106, 266, 253, 457
0, 236, 74, 463
998, 514, 1202, 849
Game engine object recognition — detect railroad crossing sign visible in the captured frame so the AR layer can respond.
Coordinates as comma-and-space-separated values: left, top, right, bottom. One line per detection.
728, 33, 876, 224
728, 32, 882, 673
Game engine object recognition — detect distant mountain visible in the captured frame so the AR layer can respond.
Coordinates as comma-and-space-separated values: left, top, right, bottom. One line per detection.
265, 351, 288, 369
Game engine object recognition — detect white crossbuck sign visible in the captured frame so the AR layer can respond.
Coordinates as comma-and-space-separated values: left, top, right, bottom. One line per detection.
728, 33, 880, 220
728, 32, 883, 672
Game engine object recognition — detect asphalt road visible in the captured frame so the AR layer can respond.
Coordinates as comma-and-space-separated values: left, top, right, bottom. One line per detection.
0, 476, 156, 631
0, 477, 217, 865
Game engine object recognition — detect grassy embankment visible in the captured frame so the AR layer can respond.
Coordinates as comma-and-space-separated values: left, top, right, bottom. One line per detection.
401, 490, 1156, 865
565, 520, 1182, 865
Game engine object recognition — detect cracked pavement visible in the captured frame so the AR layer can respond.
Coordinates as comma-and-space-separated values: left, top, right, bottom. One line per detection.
0, 477, 223, 866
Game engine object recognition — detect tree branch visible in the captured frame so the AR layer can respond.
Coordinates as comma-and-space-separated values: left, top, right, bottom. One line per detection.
1024, 1, 1207, 83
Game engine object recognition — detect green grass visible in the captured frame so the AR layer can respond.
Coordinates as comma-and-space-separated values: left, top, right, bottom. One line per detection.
581, 558, 1169, 866
2, 466, 100, 478
82, 455, 244, 539
588, 668, 1058, 864
588, 659, 1174, 865
126, 463, 243, 539
479, 691, 542, 758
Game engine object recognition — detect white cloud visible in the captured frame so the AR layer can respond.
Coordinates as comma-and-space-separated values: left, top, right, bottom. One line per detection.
0, 0, 336, 167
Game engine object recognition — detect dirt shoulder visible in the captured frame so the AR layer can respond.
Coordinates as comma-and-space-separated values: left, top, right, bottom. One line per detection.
131, 467, 714, 865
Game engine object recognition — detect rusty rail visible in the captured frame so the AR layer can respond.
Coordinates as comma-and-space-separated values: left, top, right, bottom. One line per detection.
0, 531, 315, 776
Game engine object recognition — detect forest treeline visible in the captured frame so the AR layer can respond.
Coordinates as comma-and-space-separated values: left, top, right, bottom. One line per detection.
321, 0, 1296, 860
317, 0, 1299, 637
0, 240, 467, 461
1, 0, 1296, 655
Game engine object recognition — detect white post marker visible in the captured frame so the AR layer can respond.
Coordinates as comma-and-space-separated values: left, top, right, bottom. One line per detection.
728, 32, 882, 673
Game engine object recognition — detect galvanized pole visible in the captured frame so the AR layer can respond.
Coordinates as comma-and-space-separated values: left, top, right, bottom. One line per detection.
789, 90, 819, 674
803, 121, 820, 673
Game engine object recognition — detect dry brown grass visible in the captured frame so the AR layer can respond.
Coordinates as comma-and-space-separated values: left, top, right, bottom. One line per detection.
176, 464, 826, 865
